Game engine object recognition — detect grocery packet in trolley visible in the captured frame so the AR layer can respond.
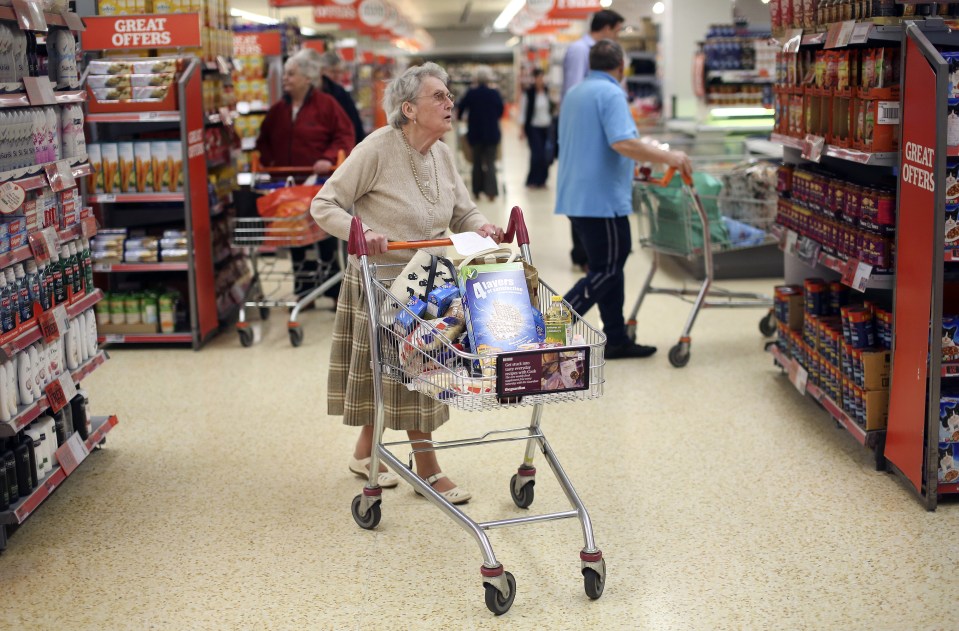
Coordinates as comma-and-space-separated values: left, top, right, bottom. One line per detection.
459, 261, 538, 375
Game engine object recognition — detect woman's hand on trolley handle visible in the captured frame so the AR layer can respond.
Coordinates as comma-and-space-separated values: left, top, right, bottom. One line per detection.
312, 158, 334, 175
475, 223, 505, 243
363, 229, 389, 254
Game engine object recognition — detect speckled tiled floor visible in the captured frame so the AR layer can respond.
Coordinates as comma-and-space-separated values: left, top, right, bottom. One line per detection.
0, 125, 955, 630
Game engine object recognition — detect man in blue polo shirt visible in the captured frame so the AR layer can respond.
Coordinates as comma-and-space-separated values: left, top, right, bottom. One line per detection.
556, 39, 692, 359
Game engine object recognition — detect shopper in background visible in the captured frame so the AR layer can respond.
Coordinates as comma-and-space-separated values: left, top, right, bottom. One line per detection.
311, 62, 504, 505
561, 8, 626, 272
556, 39, 692, 360
318, 50, 367, 146
519, 68, 557, 189
456, 65, 504, 202
256, 49, 355, 306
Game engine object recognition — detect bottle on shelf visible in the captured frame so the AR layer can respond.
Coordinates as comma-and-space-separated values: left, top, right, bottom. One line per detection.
2, 440, 17, 505
13, 263, 31, 323
0, 272, 14, 334
544, 295, 572, 345
50, 247, 65, 305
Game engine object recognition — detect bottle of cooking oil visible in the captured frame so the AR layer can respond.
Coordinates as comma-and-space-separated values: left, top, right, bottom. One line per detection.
544, 295, 571, 345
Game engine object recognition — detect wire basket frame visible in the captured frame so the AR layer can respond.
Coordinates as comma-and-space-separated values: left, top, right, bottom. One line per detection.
232, 215, 329, 249
364, 260, 606, 412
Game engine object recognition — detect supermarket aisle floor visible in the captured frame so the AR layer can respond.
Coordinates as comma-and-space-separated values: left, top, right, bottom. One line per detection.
2, 124, 957, 631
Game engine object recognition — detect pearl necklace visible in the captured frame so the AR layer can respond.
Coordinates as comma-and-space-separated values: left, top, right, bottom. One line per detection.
401, 130, 439, 205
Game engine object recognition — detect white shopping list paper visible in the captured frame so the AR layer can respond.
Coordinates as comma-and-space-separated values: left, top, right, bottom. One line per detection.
450, 232, 499, 257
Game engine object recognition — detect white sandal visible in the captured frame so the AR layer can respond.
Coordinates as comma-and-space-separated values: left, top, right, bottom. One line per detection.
414, 472, 472, 505
348, 456, 399, 488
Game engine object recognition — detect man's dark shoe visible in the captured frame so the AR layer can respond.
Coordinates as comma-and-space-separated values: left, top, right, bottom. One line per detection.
605, 342, 657, 359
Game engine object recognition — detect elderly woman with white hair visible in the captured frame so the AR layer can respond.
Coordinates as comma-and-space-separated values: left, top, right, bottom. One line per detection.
256, 49, 356, 303
311, 62, 504, 505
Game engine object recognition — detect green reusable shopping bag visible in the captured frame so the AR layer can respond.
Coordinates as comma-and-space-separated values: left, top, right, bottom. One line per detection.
641, 172, 729, 255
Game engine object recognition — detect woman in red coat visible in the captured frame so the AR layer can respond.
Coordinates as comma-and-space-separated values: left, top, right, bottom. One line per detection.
256, 49, 355, 303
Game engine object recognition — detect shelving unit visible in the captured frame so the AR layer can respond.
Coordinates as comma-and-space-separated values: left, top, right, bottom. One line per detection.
84, 52, 235, 349
0, 2, 118, 551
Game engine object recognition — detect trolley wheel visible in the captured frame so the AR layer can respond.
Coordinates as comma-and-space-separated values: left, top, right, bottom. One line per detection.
668, 343, 690, 368
759, 311, 777, 337
350, 494, 381, 530
583, 563, 606, 600
238, 328, 254, 348
260, 307, 271, 321
625, 322, 636, 343
509, 474, 535, 509
289, 327, 304, 347
484, 571, 516, 616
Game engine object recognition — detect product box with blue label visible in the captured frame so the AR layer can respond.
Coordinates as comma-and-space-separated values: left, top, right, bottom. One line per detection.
459, 261, 538, 367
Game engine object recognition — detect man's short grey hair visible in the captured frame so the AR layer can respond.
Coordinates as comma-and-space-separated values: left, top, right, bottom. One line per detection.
287, 49, 323, 87
474, 65, 494, 85
319, 51, 342, 70
383, 62, 450, 129
589, 39, 624, 72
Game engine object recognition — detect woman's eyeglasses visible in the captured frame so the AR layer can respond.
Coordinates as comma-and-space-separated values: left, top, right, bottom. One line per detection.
413, 90, 455, 104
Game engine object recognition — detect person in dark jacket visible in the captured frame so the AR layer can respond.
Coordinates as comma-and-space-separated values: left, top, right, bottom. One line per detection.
456, 66, 504, 201
519, 68, 557, 188
319, 51, 366, 146
256, 49, 355, 305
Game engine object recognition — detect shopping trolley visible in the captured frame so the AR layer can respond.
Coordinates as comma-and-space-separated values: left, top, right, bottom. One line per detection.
231, 164, 344, 347
628, 162, 776, 368
348, 207, 607, 615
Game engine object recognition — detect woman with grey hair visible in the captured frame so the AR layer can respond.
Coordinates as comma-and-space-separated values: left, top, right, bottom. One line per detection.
256, 49, 355, 302
311, 62, 504, 504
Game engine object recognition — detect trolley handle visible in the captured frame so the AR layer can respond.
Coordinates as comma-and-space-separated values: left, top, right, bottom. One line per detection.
644, 167, 694, 188
348, 206, 530, 256
252, 150, 347, 176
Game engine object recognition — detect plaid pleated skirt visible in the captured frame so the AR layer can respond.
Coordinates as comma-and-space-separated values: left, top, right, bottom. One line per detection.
328, 262, 449, 432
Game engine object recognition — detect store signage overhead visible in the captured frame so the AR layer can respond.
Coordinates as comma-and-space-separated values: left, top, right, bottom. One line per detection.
547, 0, 604, 19
233, 32, 282, 57
81, 13, 201, 50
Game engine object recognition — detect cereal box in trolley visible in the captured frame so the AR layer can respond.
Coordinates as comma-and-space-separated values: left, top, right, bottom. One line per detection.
459, 262, 538, 363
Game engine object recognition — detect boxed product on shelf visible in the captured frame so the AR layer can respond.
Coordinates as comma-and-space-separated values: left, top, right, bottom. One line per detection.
940, 396, 959, 443
87, 142, 184, 194
938, 443, 959, 483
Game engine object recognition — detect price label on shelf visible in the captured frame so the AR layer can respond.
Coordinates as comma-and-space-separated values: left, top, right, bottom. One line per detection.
841, 257, 861, 288
787, 361, 808, 395
801, 134, 825, 163
782, 28, 803, 54
53, 304, 68, 336
216, 55, 232, 76
61, 11, 86, 32
23, 76, 56, 105
80, 216, 97, 238
96, 194, 116, 203
12, 0, 48, 31
849, 22, 872, 45
38, 311, 60, 343
42, 226, 60, 260
783, 229, 798, 255
139, 111, 160, 121
236, 101, 251, 115
44, 372, 75, 414
795, 236, 821, 269
218, 106, 232, 127
851, 261, 873, 293
43, 161, 76, 193
877, 101, 900, 125
53, 426, 88, 476
825, 20, 856, 49
0, 182, 26, 215
28, 231, 50, 263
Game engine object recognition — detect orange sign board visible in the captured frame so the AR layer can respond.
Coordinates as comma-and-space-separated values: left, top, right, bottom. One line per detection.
548, 0, 603, 19
303, 40, 326, 53
81, 13, 201, 50
233, 31, 282, 57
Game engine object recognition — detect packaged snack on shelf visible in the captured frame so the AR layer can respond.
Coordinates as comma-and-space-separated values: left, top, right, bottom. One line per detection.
938, 443, 959, 483
88, 60, 135, 75
150, 141, 167, 193
130, 73, 176, 88
91, 87, 133, 102
167, 141, 183, 191
944, 315, 959, 362
87, 143, 103, 193
118, 142, 135, 193
123, 248, 160, 263
100, 143, 120, 194
131, 86, 169, 101
133, 141, 152, 193
87, 75, 132, 90
132, 57, 178, 75
160, 248, 188, 262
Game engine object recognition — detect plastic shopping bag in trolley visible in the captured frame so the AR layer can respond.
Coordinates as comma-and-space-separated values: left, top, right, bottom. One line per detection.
256, 184, 326, 241
643, 172, 729, 253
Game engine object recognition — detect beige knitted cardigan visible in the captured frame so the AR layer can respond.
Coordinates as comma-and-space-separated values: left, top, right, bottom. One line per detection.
310, 125, 490, 266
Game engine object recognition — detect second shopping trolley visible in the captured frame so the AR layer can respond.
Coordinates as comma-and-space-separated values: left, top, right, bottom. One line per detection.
347, 207, 607, 615
629, 159, 777, 367
232, 165, 344, 347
